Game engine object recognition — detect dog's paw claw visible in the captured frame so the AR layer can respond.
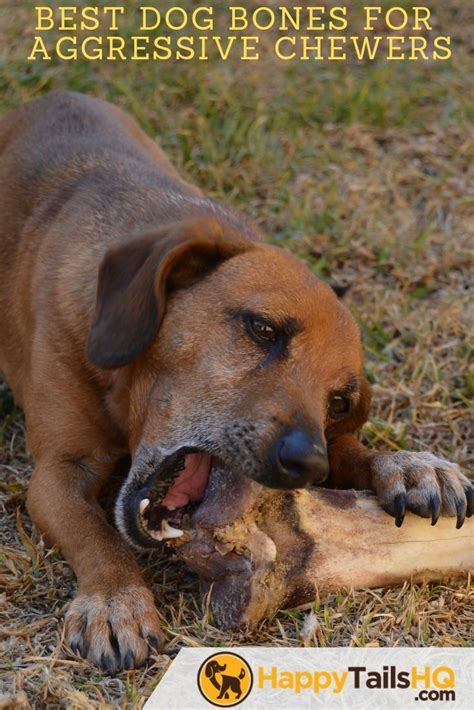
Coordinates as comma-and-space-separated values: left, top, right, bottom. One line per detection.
100, 651, 116, 673
372, 451, 470, 527
66, 585, 164, 671
394, 492, 406, 527
123, 650, 135, 670
146, 634, 161, 652
456, 499, 466, 530
430, 494, 441, 526
465, 484, 473, 518
69, 639, 83, 657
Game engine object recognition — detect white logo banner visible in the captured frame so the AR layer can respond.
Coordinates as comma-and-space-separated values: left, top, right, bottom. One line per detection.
145, 646, 473, 709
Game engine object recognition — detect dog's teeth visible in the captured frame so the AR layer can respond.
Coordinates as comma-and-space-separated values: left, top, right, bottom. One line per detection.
139, 498, 150, 515
161, 520, 184, 539
166, 506, 177, 511
149, 529, 164, 541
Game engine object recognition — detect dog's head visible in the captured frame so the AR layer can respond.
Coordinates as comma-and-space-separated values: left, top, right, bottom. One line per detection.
86, 217, 370, 547
205, 660, 227, 677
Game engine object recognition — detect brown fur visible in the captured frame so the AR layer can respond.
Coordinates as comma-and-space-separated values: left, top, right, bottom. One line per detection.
0, 91, 471, 671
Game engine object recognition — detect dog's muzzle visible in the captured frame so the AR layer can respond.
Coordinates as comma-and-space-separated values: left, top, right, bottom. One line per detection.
116, 428, 329, 548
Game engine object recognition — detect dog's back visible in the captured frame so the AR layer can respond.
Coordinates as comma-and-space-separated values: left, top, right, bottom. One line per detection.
0, 91, 229, 400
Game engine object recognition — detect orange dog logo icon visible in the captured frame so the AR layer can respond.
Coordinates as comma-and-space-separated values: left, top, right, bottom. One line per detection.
197, 652, 253, 706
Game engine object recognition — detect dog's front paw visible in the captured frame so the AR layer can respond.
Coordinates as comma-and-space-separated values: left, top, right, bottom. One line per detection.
66, 585, 164, 671
371, 451, 473, 528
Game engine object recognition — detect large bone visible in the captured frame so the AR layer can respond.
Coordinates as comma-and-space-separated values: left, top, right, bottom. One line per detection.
171, 468, 474, 629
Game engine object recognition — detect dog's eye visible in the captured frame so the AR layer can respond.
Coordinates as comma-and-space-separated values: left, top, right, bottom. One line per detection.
247, 317, 278, 344
328, 395, 352, 418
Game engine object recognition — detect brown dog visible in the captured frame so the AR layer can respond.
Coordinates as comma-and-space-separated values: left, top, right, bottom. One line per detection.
0, 92, 471, 670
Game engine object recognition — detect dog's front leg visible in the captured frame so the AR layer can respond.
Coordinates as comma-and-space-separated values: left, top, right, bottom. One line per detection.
327, 433, 473, 528
27, 458, 163, 670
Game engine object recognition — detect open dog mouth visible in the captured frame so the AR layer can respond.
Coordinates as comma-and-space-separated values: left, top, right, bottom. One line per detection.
135, 447, 212, 544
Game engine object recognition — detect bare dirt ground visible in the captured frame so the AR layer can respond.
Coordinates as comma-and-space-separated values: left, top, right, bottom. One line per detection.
1, 1, 473, 707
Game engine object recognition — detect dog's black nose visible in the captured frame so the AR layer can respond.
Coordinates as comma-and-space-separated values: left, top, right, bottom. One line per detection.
275, 429, 329, 487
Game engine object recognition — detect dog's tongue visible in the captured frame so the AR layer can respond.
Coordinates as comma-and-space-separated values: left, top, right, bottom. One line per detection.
162, 452, 211, 508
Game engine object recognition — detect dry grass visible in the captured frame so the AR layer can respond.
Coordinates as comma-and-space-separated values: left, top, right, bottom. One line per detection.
1, 0, 473, 707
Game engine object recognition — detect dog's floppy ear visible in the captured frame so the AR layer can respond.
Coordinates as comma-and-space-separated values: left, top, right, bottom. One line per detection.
205, 661, 214, 678
86, 218, 249, 368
